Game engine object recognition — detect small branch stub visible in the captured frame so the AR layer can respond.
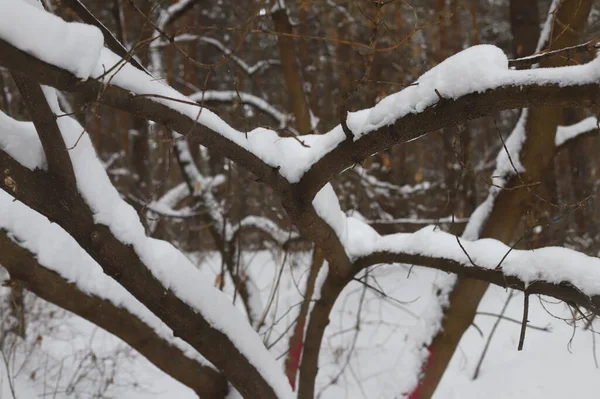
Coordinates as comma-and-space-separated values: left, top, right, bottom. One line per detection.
4, 176, 16, 193
90, 230, 101, 247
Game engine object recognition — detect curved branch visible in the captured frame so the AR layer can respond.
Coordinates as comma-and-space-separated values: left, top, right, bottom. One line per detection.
353, 250, 600, 316
0, 231, 227, 398
3, 38, 600, 205
555, 115, 598, 148
293, 81, 600, 202
161, 35, 279, 75
228, 215, 300, 247
0, 111, 290, 398
172, 137, 265, 325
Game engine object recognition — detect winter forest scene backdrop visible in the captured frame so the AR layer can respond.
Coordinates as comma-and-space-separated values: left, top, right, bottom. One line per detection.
2, 0, 600, 397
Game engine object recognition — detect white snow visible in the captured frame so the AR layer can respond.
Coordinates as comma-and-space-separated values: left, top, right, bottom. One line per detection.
0, 86, 293, 398
347, 45, 509, 138
0, 0, 104, 80
370, 225, 600, 295
0, 246, 596, 398
0, 111, 47, 170
536, 0, 562, 53
0, 188, 213, 370
3, 2, 600, 187
463, 110, 528, 240
555, 116, 598, 147
165, 35, 278, 75
312, 184, 600, 298
189, 90, 291, 129
92, 42, 600, 185
312, 183, 349, 243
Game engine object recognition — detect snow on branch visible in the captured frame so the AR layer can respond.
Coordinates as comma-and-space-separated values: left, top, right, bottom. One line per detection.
189, 90, 291, 129
462, 110, 529, 240
353, 165, 437, 195
311, 184, 600, 315
0, 226, 228, 397
173, 136, 300, 248
3, 15, 600, 202
0, 110, 47, 171
157, 0, 198, 29
0, 84, 292, 398
229, 215, 300, 247
353, 226, 600, 314
154, 35, 279, 75
463, 114, 599, 241
555, 116, 599, 147
0, 189, 218, 376
61, 0, 149, 74
0, 0, 103, 79
149, 0, 199, 77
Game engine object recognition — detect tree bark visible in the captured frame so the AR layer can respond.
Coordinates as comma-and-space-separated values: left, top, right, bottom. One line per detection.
0, 231, 228, 399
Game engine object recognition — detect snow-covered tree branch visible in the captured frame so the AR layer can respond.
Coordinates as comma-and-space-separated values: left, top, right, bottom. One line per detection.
1, 0, 600, 398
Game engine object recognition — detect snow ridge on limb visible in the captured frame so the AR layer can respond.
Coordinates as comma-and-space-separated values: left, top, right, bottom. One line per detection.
93, 44, 600, 185
0, 0, 103, 79
2, 8, 600, 194
0, 82, 293, 398
555, 116, 599, 147
0, 190, 213, 367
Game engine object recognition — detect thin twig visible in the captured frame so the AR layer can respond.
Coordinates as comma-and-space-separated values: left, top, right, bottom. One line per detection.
473, 290, 514, 379
518, 292, 530, 351
509, 37, 600, 69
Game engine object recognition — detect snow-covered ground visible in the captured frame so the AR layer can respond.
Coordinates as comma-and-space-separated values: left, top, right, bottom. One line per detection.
2, 250, 596, 398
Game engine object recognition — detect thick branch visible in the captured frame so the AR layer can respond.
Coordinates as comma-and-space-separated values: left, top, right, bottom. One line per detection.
293, 82, 600, 202
0, 231, 227, 399
61, 0, 149, 74
0, 38, 293, 197
353, 251, 600, 316
0, 143, 284, 398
